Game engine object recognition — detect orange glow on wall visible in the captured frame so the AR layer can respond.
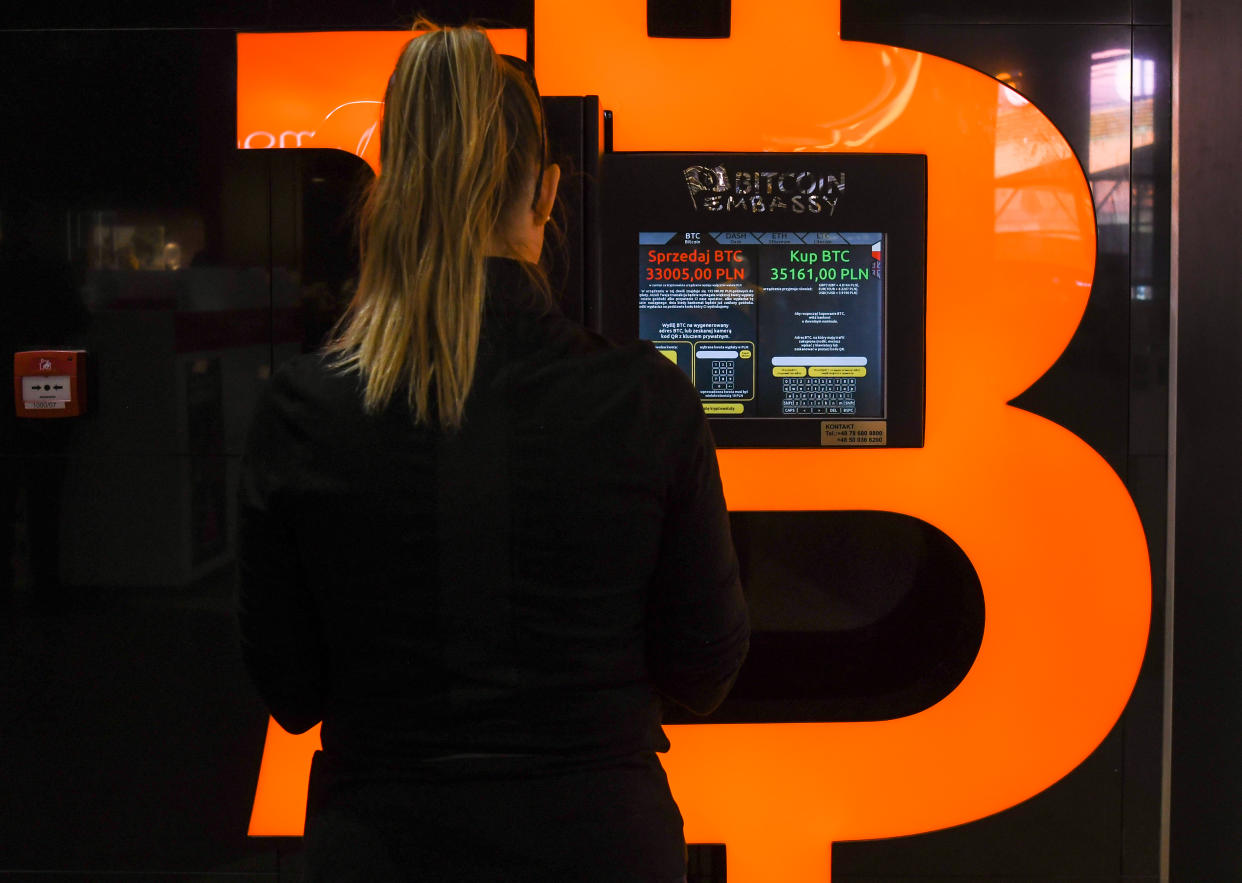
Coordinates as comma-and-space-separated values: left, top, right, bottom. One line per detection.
236, 29, 527, 171
239, 4, 1151, 881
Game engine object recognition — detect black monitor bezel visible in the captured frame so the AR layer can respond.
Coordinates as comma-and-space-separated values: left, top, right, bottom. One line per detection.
599, 151, 926, 449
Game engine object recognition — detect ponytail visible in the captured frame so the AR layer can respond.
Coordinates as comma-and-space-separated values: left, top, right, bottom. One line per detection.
325, 21, 547, 428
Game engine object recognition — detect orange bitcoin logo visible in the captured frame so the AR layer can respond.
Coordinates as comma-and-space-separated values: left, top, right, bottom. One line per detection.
240, 4, 1151, 880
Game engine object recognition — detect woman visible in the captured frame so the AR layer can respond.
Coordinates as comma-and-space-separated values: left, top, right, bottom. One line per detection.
237, 22, 748, 882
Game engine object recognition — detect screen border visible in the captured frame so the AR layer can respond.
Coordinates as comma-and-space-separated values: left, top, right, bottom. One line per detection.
599, 151, 927, 448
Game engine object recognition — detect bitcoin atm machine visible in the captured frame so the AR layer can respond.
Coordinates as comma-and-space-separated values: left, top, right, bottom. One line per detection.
594, 150, 987, 735
238, 3, 1152, 880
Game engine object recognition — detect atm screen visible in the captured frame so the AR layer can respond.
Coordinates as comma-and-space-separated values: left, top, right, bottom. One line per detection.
639, 231, 885, 421
602, 152, 926, 447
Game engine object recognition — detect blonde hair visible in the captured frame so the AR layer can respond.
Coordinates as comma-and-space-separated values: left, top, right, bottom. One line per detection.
325, 21, 547, 428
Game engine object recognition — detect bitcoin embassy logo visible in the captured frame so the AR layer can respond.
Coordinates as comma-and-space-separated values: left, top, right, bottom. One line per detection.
683, 164, 845, 214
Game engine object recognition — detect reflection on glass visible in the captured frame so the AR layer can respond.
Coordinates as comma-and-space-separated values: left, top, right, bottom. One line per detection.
75, 209, 204, 271
1090, 48, 1133, 175
993, 82, 1081, 238
993, 82, 1068, 178
1132, 57, 1156, 153
1088, 48, 1149, 254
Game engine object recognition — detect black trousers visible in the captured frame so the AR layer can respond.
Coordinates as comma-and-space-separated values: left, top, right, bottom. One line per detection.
303, 751, 688, 882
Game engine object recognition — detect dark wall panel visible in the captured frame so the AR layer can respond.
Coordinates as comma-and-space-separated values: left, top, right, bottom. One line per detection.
1169, 0, 1242, 877
0, 563, 272, 873
0, 28, 281, 879
1, 0, 532, 31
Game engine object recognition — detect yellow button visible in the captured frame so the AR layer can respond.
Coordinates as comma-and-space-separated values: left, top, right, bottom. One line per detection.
739, 349, 752, 359
773, 366, 807, 377
809, 366, 866, 377
702, 402, 744, 415
657, 348, 679, 366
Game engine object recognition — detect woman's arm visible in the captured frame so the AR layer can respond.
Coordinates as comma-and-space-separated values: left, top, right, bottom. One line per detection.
646, 382, 750, 716
236, 380, 328, 734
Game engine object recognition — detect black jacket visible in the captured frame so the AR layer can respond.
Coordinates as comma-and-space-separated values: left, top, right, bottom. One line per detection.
237, 258, 748, 779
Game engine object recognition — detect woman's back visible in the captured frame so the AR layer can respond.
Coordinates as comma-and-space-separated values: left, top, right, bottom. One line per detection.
239, 259, 747, 773
236, 22, 747, 881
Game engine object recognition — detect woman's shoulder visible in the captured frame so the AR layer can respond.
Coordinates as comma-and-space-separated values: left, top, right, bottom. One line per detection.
259, 352, 366, 426
269, 351, 358, 393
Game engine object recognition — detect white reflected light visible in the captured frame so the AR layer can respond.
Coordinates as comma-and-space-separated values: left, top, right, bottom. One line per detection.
1001, 84, 1028, 107
1134, 57, 1156, 98
1088, 48, 1131, 176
